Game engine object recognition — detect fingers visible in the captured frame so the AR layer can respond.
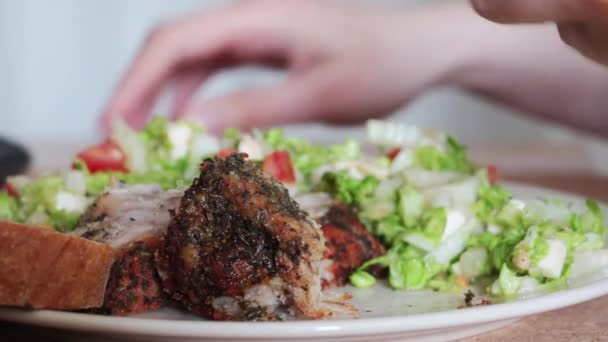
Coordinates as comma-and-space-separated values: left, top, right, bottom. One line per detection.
471, 0, 604, 23
176, 63, 367, 133
178, 78, 321, 133
100, 11, 226, 130
100, 3, 292, 131
169, 68, 210, 120
558, 22, 608, 64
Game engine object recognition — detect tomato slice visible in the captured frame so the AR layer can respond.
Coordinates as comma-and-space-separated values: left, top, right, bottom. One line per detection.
263, 151, 296, 184
386, 148, 401, 161
74, 140, 128, 173
1, 182, 17, 197
487, 164, 499, 184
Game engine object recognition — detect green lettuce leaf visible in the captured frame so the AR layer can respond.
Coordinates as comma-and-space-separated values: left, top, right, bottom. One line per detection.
319, 171, 378, 206
223, 127, 241, 148
48, 210, 82, 233
570, 200, 606, 236
263, 128, 360, 184
494, 264, 522, 296
475, 183, 512, 224
374, 214, 405, 245
413, 136, 473, 174
398, 184, 424, 228
0, 192, 18, 222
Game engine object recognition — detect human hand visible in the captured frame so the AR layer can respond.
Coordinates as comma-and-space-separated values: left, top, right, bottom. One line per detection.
100, 0, 466, 133
471, 0, 608, 64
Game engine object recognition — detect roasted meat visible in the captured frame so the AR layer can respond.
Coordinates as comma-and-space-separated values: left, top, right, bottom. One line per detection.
295, 193, 386, 288
74, 184, 182, 249
100, 236, 163, 315
318, 204, 386, 288
72, 184, 181, 315
157, 154, 337, 320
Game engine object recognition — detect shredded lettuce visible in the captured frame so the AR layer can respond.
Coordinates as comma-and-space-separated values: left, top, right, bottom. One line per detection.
456, 247, 490, 279
490, 265, 523, 296
48, 210, 83, 233
350, 270, 376, 288
414, 137, 473, 174
421, 207, 448, 241
263, 128, 360, 186
571, 200, 605, 236
357, 243, 442, 290
223, 127, 241, 148
85, 172, 112, 196
374, 214, 405, 245
475, 183, 512, 224
318, 171, 378, 206
11, 175, 84, 231
0, 192, 18, 222
398, 184, 424, 228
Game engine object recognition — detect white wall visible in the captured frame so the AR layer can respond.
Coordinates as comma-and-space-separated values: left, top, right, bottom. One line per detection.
0, 0, 605, 172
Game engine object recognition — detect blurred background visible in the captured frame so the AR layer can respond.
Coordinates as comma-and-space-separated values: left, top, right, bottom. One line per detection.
0, 0, 607, 179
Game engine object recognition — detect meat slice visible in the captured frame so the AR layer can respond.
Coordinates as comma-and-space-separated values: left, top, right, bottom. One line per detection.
99, 236, 164, 315
318, 204, 386, 288
72, 184, 181, 315
295, 193, 386, 288
74, 184, 182, 249
157, 154, 336, 320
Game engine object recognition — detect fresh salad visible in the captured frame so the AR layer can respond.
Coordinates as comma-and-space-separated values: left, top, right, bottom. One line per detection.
1, 117, 606, 300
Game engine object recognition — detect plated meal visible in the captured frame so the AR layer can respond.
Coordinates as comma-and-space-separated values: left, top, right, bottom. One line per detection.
0, 117, 607, 322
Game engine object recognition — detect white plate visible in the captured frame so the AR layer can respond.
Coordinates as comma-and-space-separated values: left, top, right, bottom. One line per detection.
1, 182, 607, 342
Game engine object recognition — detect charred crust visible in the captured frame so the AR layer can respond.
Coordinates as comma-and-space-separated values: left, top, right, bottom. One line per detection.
319, 203, 386, 288
157, 154, 320, 319
102, 238, 165, 315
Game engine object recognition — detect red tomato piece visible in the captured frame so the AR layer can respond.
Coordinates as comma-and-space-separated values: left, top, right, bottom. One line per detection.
487, 164, 499, 184
386, 148, 401, 161
263, 151, 296, 184
1, 182, 17, 197
74, 140, 128, 173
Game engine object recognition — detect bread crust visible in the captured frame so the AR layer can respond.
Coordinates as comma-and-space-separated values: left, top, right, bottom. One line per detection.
0, 221, 114, 310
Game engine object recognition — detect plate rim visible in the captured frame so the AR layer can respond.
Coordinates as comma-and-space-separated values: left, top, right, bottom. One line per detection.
1, 181, 607, 339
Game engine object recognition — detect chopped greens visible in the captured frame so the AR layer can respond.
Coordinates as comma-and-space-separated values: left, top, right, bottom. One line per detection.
347, 121, 607, 297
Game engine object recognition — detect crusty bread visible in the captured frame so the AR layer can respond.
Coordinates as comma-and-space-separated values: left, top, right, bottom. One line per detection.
0, 221, 114, 310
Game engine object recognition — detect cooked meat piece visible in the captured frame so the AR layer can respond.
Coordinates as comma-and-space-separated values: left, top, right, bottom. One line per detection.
317, 204, 386, 288
295, 193, 386, 288
157, 154, 336, 321
101, 236, 164, 315
72, 184, 182, 315
74, 184, 182, 249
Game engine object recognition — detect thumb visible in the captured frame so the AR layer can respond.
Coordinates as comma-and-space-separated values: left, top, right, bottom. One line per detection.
471, 0, 605, 23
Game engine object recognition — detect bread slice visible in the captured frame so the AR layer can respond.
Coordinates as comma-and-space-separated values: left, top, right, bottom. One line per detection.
0, 221, 114, 310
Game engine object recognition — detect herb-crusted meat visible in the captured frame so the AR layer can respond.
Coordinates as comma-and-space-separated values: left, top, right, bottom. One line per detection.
157, 154, 334, 320
318, 204, 386, 288
294, 193, 386, 288
72, 184, 181, 315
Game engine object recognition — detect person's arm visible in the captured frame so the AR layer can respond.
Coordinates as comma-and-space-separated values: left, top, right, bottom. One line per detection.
448, 4, 608, 136
100, 1, 608, 136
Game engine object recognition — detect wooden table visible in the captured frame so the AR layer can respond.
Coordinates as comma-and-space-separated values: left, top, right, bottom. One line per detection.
461, 172, 608, 342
